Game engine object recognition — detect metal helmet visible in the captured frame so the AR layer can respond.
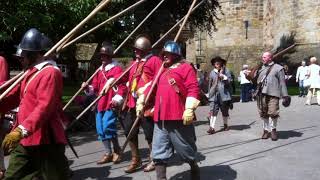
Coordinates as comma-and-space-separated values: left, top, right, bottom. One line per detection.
163, 41, 181, 56
133, 36, 151, 52
40, 34, 53, 51
19, 28, 44, 51
100, 41, 113, 56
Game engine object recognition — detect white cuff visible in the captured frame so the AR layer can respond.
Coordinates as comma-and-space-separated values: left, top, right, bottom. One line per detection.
106, 78, 115, 86
222, 74, 228, 80
185, 97, 200, 110
112, 94, 123, 104
18, 125, 28, 137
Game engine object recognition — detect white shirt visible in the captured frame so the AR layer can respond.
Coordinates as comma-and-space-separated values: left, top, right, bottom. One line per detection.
239, 70, 251, 84
296, 65, 308, 81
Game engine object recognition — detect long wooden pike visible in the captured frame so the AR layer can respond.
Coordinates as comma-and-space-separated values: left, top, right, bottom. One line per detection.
120, 0, 198, 156
44, 0, 111, 57
152, 0, 204, 48
0, 71, 28, 102
62, 0, 147, 50
114, 0, 166, 54
67, 62, 137, 130
63, 0, 165, 111
0, 71, 24, 92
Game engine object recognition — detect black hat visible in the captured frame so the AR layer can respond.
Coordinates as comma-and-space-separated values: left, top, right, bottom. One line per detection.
211, 56, 226, 65
282, 96, 291, 107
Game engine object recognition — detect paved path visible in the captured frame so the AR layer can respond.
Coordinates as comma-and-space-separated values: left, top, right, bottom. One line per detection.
5, 96, 320, 179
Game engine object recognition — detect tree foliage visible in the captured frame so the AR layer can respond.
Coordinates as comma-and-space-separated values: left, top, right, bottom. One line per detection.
0, 0, 220, 51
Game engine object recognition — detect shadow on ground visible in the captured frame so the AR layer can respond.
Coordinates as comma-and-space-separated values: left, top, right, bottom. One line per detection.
71, 166, 133, 180
277, 130, 303, 139
169, 165, 237, 180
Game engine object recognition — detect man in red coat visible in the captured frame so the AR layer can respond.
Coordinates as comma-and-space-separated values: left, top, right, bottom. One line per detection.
137, 41, 201, 180
120, 35, 162, 173
81, 41, 126, 164
0, 28, 69, 179
0, 52, 9, 179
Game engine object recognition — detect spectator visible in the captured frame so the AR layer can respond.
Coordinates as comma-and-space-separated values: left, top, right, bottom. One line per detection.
239, 64, 252, 102
296, 61, 308, 97
305, 57, 320, 105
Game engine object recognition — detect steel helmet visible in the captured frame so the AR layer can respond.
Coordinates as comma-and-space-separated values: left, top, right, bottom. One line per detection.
19, 28, 44, 51
163, 41, 181, 56
41, 34, 53, 51
100, 41, 113, 56
133, 36, 151, 52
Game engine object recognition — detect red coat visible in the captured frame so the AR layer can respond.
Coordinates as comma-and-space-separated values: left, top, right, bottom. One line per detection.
147, 61, 199, 122
90, 62, 126, 112
0, 62, 67, 146
0, 56, 8, 82
125, 55, 162, 109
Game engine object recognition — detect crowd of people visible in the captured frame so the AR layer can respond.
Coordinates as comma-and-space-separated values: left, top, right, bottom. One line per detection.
0, 28, 319, 180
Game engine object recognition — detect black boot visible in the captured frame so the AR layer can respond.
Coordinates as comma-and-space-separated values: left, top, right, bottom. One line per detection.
189, 162, 200, 180
155, 164, 167, 180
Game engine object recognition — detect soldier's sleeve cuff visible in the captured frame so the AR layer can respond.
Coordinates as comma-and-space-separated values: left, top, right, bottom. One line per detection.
18, 125, 29, 137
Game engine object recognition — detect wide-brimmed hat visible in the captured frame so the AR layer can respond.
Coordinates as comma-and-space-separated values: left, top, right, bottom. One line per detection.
211, 56, 226, 65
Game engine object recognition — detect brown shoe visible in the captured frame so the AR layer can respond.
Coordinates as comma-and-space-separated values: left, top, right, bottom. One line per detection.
223, 124, 230, 131
261, 130, 270, 139
112, 153, 121, 164
124, 156, 142, 173
271, 129, 278, 141
207, 127, 215, 135
96, 154, 112, 165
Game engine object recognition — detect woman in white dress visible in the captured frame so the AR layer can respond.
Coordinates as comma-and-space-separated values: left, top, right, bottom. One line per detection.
305, 57, 320, 105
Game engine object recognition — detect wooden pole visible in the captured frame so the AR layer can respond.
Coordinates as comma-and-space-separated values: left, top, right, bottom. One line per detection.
62, 0, 147, 50
67, 62, 137, 130
152, 0, 204, 48
0, 71, 24, 92
120, 0, 198, 155
44, 0, 111, 57
174, 0, 198, 42
114, 0, 166, 54
0, 71, 28, 102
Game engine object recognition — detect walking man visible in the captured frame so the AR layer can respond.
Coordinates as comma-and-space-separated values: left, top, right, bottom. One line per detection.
207, 56, 232, 134
137, 41, 200, 180
254, 52, 289, 141
305, 57, 320, 105
296, 61, 308, 97
0, 28, 69, 179
82, 41, 125, 164
120, 35, 162, 173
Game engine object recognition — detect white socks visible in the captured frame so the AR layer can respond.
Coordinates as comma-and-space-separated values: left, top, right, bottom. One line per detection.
270, 118, 278, 130
262, 118, 269, 131
210, 116, 217, 129
263, 117, 278, 131
223, 116, 228, 125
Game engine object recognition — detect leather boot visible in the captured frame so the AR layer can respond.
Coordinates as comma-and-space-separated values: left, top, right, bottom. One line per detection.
155, 164, 167, 180
271, 129, 278, 141
207, 127, 215, 135
124, 141, 142, 173
223, 124, 230, 131
96, 154, 112, 165
189, 162, 200, 180
112, 152, 121, 164
261, 130, 270, 139
144, 143, 155, 172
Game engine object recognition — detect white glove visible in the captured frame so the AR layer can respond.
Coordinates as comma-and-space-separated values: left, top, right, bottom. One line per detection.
111, 94, 123, 106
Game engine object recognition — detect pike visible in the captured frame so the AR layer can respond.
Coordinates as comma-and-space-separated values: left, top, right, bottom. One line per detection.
63, 0, 166, 113
0, 71, 24, 92
119, 0, 198, 156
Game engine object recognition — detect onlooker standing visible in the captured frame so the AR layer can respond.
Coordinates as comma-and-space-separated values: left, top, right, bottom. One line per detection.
239, 64, 252, 102
305, 57, 320, 105
296, 61, 308, 97
0, 53, 8, 179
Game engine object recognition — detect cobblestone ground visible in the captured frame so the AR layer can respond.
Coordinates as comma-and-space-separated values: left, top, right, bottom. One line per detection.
5, 96, 320, 180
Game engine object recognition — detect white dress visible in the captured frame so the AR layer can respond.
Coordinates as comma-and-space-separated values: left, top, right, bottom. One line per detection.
307, 64, 320, 88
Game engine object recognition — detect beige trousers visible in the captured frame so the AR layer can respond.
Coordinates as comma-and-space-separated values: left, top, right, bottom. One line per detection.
305, 88, 320, 105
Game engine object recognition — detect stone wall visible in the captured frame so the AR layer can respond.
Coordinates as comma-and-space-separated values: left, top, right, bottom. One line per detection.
186, 0, 320, 76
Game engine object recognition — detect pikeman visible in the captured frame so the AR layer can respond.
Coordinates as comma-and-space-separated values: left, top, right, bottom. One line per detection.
81, 41, 126, 165
120, 35, 162, 173
137, 41, 201, 180
0, 28, 69, 179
